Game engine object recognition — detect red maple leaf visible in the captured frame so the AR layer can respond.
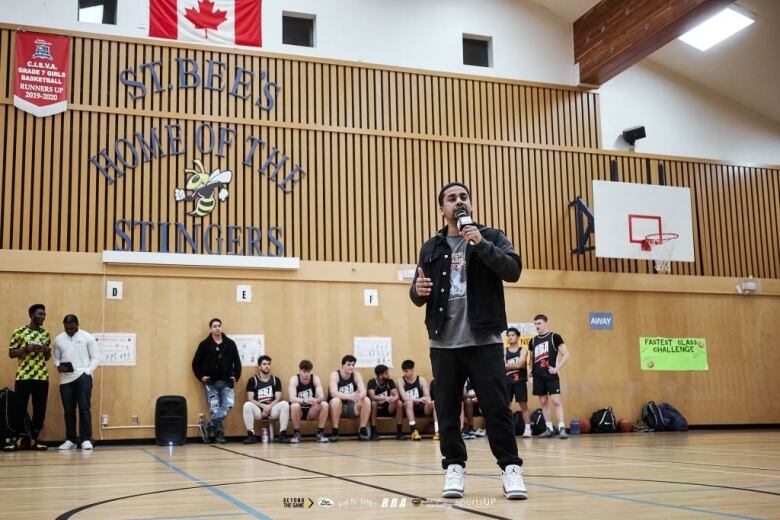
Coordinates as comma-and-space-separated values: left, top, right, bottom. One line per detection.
184, 0, 228, 39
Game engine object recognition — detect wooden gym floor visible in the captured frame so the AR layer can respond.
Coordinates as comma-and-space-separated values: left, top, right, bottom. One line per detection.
0, 431, 778, 519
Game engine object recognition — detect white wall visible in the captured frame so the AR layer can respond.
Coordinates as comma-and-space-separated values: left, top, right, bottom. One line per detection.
599, 61, 780, 166
0, 0, 575, 85
2, 0, 779, 165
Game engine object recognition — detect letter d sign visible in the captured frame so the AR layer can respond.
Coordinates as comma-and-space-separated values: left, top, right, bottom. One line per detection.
107, 281, 123, 300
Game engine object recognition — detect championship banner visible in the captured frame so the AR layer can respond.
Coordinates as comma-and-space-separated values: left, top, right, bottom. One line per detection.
14, 31, 71, 117
640, 337, 708, 371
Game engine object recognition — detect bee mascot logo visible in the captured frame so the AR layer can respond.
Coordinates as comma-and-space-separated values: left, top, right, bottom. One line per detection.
174, 160, 233, 217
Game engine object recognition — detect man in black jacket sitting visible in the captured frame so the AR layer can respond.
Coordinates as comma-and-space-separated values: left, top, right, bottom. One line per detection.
191, 318, 242, 443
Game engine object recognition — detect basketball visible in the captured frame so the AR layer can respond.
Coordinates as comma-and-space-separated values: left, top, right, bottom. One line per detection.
579, 418, 591, 434
618, 419, 633, 433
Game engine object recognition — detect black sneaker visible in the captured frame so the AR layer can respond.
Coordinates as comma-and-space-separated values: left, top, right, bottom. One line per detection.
30, 439, 48, 451
215, 431, 227, 444
395, 432, 408, 440
329, 432, 339, 442
358, 430, 371, 441
243, 434, 257, 444
370, 429, 380, 441
279, 432, 291, 444
3, 438, 21, 452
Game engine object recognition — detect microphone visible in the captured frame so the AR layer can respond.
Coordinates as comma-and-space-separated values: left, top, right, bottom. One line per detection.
455, 208, 475, 245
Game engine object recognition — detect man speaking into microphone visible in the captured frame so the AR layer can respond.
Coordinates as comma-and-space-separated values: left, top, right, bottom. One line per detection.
410, 182, 527, 500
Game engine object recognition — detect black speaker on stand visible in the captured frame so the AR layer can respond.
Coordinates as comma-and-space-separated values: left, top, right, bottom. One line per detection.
155, 395, 187, 446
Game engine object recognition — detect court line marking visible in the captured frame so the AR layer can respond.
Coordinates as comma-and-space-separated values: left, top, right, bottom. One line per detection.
121, 513, 249, 520
470, 443, 780, 480
297, 446, 771, 519
212, 445, 515, 520
53, 449, 273, 520
138, 449, 272, 520
53, 471, 327, 519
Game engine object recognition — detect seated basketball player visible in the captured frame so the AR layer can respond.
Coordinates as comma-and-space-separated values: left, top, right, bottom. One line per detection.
462, 378, 486, 439
328, 355, 371, 441
288, 359, 330, 443
242, 355, 291, 444
367, 364, 405, 440
430, 378, 440, 441
397, 359, 434, 440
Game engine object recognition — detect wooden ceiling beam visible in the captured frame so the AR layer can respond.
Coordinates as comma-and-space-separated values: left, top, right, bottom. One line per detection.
574, 0, 734, 86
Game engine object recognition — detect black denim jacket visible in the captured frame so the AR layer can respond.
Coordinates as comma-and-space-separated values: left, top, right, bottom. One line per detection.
409, 224, 521, 340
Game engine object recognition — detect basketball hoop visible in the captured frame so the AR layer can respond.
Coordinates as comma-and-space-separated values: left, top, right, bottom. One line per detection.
641, 232, 678, 274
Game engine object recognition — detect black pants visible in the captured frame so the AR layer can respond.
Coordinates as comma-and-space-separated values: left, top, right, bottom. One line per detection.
430, 343, 522, 470
14, 379, 49, 439
60, 373, 93, 443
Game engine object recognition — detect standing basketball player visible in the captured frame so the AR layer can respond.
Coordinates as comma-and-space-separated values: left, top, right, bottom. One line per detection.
411, 181, 527, 500
529, 315, 571, 438
288, 359, 330, 443
505, 327, 532, 438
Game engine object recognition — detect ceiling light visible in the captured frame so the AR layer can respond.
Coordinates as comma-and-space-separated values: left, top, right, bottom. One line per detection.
678, 6, 755, 51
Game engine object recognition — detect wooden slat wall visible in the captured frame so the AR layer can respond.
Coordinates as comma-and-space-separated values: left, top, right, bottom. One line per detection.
0, 27, 778, 278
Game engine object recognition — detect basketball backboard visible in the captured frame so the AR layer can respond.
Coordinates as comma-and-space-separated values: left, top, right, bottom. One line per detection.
593, 180, 694, 262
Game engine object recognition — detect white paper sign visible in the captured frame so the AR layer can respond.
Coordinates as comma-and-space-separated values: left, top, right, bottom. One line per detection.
354, 337, 392, 368
236, 285, 252, 302
364, 289, 379, 306
233, 334, 265, 366
106, 281, 123, 300
94, 333, 136, 366
507, 322, 537, 337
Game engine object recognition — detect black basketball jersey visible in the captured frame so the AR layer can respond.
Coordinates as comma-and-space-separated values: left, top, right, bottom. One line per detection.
530, 332, 565, 377
402, 376, 423, 400
246, 375, 281, 404
368, 377, 396, 398
506, 347, 528, 382
336, 371, 356, 395
295, 374, 316, 403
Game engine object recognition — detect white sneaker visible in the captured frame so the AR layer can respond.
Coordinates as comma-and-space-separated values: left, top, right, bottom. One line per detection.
81, 440, 94, 450
442, 464, 465, 498
522, 428, 532, 438
473, 428, 486, 437
58, 440, 77, 450
502, 464, 528, 500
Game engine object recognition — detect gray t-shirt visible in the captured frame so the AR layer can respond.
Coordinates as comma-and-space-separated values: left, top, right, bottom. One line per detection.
430, 236, 502, 349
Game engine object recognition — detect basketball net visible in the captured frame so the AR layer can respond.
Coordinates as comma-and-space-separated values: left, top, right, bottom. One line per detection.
641, 233, 678, 274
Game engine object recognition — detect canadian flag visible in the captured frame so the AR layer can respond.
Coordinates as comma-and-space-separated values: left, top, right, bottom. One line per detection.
150, 0, 262, 47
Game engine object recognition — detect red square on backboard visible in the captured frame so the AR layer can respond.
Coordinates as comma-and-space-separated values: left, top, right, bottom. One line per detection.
628, 214, 662, 243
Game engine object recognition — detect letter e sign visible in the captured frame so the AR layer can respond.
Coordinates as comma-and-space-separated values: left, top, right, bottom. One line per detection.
237, 285, 252, 303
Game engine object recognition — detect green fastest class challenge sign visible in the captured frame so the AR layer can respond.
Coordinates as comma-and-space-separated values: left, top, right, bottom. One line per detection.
640, 337, 709, 371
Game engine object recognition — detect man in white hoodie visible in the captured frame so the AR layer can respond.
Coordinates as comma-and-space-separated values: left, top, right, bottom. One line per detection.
53, 315, 100, 450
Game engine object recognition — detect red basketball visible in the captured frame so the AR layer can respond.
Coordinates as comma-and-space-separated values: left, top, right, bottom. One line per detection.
579, 418, 591, 434
618, 419, 633, 433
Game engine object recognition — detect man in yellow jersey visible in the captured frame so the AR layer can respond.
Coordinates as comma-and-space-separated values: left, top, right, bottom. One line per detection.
5, 304, 52, 451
